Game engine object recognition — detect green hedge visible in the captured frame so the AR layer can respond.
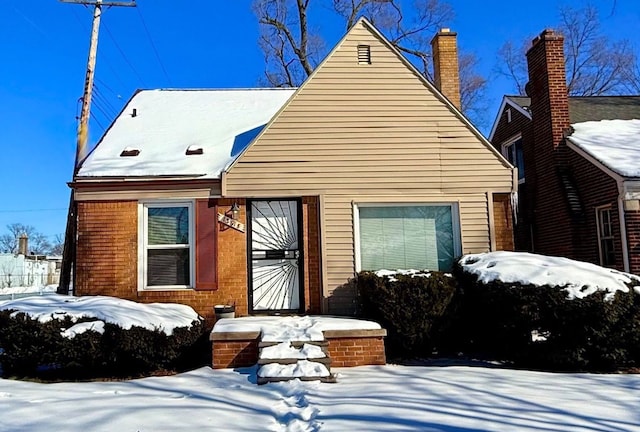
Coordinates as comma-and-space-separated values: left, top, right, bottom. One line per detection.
354, 262, 640, 371
356, 271, 459, 359
0, 311, 205, 380
452, 260, 640, 371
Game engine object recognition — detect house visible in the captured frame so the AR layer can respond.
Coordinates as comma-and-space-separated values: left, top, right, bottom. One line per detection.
0, 234, 61, 292
489, 29, 640, 273
70, 19, 516, 325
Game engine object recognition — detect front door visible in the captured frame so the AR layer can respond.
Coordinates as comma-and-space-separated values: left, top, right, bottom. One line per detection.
248, 199, 303, 313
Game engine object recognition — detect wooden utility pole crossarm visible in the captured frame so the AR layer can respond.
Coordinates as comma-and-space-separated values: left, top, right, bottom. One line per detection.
58, 0, 136, 295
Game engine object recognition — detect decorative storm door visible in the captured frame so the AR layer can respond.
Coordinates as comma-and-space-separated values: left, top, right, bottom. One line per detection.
248, 199, 303, 313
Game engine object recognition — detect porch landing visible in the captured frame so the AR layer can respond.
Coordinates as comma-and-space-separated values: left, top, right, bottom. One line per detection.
210, 316, 387, 370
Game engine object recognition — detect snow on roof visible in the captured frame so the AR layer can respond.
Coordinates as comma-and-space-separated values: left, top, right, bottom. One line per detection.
0, 294, 200, 335
568, 119, 640, 178
212, 315, 381, 342
77, 88, 296, 179
460, 251, 640, 301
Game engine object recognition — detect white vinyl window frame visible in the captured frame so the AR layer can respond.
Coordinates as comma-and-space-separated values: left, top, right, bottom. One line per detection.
596, 205, 615, 267
137, 200, 195, 291
353, 202, 462, 273
501, 134, 525, 184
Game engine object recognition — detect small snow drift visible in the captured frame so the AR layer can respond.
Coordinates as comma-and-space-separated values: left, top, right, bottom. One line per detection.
460, 251, 640, 300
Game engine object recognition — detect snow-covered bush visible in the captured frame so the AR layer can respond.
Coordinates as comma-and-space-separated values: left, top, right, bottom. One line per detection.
454, 252, 640, 371
0, 295, 205, 380
356, 270, 459, 358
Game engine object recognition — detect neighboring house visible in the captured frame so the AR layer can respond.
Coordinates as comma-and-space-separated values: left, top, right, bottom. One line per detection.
0, 254, 61, 290
489, 29, 640, 273
71, 19, 516, 323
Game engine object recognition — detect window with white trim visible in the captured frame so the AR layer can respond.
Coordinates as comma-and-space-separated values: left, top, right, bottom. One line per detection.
140, 202, 194, 289
502, 136, 525, 183
596, 206, 615, 266
355, 204, 460, 272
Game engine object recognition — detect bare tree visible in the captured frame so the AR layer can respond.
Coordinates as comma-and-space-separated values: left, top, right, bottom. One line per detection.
254, 0, 487, 119
0, 223, 52, 255
496, 3, 637, 96
50, 234, 65, 256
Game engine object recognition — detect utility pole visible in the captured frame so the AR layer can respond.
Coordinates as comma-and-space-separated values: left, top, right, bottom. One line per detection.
58, 0, 136, 294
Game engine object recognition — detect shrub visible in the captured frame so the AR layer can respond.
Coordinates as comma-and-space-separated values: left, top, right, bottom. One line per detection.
453, 260, 640, 371
0, 311, 205, 380
356, 271, 459, 359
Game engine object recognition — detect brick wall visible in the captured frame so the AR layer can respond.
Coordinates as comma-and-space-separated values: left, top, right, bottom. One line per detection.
76, 196, 323, 326
303, 197, 322, 314
526, 29, 573, 258
76, 201, 138, 298
626, 209, 640, 274
76, 199, 248, 327
492, 193, 514, 251
212, 339, 259, 369
210, 331, 386, 369
430, 29, 460, 109
326, 336, 386, 367
567, 148, 623, 270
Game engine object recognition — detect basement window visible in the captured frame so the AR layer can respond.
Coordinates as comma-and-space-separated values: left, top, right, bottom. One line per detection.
357, 45, 371, 64
120, 147, 140, 157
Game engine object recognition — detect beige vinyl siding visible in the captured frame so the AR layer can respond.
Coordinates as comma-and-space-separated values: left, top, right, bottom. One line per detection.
225, 22, 513, 308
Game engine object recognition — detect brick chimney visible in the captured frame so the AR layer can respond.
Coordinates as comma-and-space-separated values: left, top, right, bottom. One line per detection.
525, 29, 570, 151
18, 234, 28, 255
431, 28, 461, 109
524, 29, 573, 258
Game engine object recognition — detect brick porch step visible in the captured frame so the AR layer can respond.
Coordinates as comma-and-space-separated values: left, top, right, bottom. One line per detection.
258, 340, 329, 349
257, 374, 338, 385
257, 356, 332, 366
257, 340, 336, 385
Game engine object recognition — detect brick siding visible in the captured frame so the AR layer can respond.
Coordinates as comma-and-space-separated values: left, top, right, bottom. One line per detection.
211, 331, 386, 369
326, 336, 386, 367
76, 196, 323, 327
212, 339, 259, 369
626, 209, 640, 274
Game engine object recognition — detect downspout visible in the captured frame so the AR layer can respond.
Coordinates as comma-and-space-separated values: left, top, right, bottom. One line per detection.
617, 179, 630, 272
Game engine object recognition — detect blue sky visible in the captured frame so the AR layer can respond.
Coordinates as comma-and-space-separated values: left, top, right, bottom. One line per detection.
1, 0, 638, 240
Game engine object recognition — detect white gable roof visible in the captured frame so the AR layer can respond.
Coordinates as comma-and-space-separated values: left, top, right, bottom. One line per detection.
567, 119, 640, 179
76, 88, 296, 179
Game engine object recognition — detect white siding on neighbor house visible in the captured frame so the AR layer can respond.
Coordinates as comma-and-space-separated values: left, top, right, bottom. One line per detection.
0, 254, 60, 289
224, 22, 513, 308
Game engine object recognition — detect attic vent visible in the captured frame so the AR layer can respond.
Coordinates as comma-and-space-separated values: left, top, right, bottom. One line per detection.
120, 147, 140, 157
506, 108, 512, 123
357, 45, 371, 64
186, 145, 203, 155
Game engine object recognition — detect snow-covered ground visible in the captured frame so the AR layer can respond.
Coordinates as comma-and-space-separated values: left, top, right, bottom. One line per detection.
0, 284, 57, 300
1, 252, 640, 430
0, 365, 638, 431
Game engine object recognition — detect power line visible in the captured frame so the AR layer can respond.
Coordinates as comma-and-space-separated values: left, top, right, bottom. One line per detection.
0, 208, 69, 214
136, 5, 172, 85
92, 86, 118, 116
89, 111, 107, 133
102, 21, 146, 86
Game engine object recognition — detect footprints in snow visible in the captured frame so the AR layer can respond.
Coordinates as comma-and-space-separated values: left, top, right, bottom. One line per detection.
271, 382, 321, 432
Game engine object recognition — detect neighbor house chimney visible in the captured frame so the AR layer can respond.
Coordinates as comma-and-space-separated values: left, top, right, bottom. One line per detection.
18, 234, 28, 256
525, 29, 570, 151
431, 28, 461, 109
